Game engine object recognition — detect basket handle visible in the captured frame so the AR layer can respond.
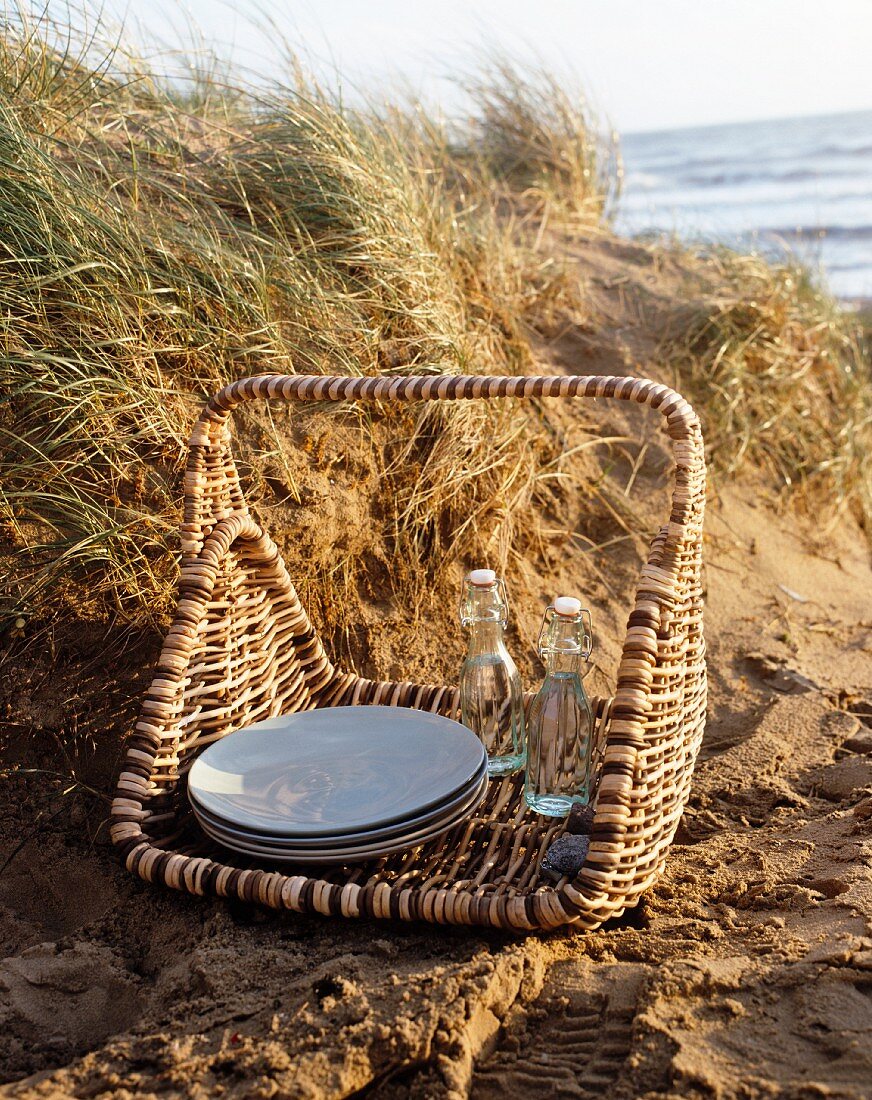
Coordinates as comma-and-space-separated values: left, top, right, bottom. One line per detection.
184, 372, 704, 572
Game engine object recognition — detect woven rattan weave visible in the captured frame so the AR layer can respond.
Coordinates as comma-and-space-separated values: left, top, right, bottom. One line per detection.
111, 374, 706, 932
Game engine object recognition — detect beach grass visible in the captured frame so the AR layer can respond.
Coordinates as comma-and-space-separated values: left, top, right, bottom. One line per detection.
0, 8, 869, 642
0, 10, 611, 631
664, 248, 872, 532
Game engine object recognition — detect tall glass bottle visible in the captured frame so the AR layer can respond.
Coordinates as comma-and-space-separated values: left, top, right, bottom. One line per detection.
459, 569, 526, 776
525, 596, 594, 816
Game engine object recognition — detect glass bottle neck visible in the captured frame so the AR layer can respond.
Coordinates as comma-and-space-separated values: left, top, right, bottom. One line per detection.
460, 582, 507, 629
544, 649, 583, 676
466, 620, 506, 655
541, 615, 586, 677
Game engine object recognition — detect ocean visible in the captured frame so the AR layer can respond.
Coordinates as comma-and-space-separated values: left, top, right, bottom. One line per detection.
617, 109, 872, 303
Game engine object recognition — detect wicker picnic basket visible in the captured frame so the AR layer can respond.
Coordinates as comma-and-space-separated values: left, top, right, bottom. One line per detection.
110, 373, 706, 932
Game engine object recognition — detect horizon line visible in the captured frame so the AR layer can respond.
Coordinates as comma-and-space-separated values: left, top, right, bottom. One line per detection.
624, 104, 872, 139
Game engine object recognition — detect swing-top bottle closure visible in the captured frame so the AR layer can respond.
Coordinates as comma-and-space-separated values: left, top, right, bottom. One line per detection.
460, 569, 510, 629
538, 596, 593, 662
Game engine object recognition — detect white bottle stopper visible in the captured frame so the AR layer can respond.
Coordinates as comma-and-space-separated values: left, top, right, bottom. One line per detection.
469, 568, 497, 586
554, 595, 582, 617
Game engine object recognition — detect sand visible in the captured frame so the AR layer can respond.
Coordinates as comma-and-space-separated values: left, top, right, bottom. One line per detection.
1, 239, 871, 1099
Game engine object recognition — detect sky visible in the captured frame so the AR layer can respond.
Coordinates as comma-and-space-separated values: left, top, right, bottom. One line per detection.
59, 0, 872, 134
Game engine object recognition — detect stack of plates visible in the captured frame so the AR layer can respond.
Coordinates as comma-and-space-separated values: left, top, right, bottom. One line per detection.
187, 706, 488, 865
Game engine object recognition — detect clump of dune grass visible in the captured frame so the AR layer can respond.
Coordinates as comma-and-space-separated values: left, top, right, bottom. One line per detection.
459, 57, 621, 225
0, 10, 612, 634
664, 249, 872, 531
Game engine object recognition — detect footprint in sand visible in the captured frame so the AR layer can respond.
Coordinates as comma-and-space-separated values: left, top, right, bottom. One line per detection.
471, 960, 646, 1099
0, 942, 143, 1082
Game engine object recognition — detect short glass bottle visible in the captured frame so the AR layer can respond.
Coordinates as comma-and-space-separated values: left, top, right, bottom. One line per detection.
459, 569, 526, 776
525, 596, 594, 817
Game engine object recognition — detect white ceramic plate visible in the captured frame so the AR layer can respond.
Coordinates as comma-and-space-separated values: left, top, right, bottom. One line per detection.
187, 705, 487, 837
189, 757, 488, 848
194, 770, 488, 864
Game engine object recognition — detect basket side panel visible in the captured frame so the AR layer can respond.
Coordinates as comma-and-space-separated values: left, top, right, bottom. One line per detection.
560, 412, 706, 922
171, 531, 336, 777
587, 425, 707, 911
112, 518, 341, 851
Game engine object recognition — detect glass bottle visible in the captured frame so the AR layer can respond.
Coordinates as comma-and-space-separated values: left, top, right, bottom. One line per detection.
525, 596, 594, 816
459, 569, 526, 776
